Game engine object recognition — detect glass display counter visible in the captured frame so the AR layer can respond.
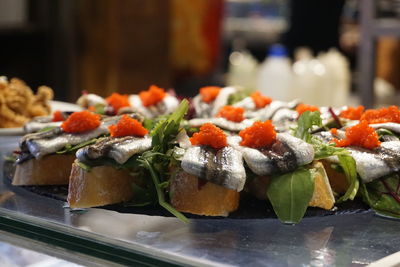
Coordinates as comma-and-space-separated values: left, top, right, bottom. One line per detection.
1, 136, 399, 266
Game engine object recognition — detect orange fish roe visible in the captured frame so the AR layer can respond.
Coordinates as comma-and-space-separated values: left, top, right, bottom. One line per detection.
190, 123, 227, 149
106, 93, 130, 112
330, 128, 338, 135
296, 103, 319, 116
200, 86, 221, 103
139, 85, 167, 107
250, 91, 272, 109
52, 110, 64, 122
360, 105, 400, 124
340, 106, 365, 120
61, 111, 101, 133
108, 115, 148, 137
332, 120, 381, 149
217, 105, 245, 122
239, 120, 277, 148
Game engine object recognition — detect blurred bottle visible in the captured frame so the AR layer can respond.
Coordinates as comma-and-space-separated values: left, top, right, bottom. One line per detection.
318, 49, 350, 107
226, 38, 259, 89
257, 44, 292, 101
292, 48, 314, 102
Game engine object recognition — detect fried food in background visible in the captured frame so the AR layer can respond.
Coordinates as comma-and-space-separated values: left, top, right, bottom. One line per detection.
0, 77, 53, 128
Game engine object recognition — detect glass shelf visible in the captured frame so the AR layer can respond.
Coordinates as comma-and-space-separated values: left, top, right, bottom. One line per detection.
1, 137, 400, 266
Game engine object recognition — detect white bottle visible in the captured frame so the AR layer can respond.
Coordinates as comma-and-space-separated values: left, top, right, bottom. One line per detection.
319, 49, 350, 107
292, 48, 315, 103
226, 50, 259, 90
257, 44, 292, 101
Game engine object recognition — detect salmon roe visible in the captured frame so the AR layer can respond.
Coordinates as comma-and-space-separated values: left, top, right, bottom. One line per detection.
139, 85, 166, 107
61, 111, 101, 133
106, 93, 130, 113
360, 105, 400, 124
296, 103, 319, 116
340, 106, 365, 120
330, 128, 338, 135
108, 115, 148, 137
332, 120, 381, 149
217, 105, 245, 122
200, 86, 221, 103
190, 123, 227, 149
52, 110, 64, 122
239, 121, 277, 148
250, 91, 272, 109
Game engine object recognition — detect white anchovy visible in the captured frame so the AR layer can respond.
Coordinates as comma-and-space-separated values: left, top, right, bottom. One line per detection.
246, 100, 299, 121
314, 131, 400, 182
187, 117, 254, 132
76, 136, 152, 164
233, 97, 255, 110
181, 146, 246, 191
76, 93, 107, 108
193, 87, 237, 118
129, 94, 179, 119
228, 133, 314, 176
20, 114, 139, 159
370, 123, 400, 135
24, 119, 62, 133
271, 108, 298, 133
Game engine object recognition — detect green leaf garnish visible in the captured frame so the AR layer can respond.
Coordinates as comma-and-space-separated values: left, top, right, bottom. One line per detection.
57, 138, 98, 154
294, 111, 322, 142
136, 100, 190, 223
267, 168, 315, 224
38, 126, 57, 133
360, 175, 400, 219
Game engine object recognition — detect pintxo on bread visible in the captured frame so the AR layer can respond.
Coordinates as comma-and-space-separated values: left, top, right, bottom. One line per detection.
11, 85, 400, 223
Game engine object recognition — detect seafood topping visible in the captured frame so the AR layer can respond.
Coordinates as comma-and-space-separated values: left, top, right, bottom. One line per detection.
76, 135, 152, 164
181, 146, 246, 191
229, 133, 314, 176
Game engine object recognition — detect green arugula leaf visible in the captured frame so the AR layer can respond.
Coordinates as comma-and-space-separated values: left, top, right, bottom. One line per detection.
227, 89, 251, 105
57, 138, 98, 154
267, 168, 315, 224
294, 111, 322, 143
360, 175, 400, 219
137, 100, 189, 223
376, 128, 396, 138
38, 126, 57, 133
336, 155, 358, 201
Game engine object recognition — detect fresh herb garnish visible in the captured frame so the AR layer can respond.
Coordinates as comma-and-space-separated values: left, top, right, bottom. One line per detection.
137, 100, 190, 223
38, 126, 57, 133
227, 89, 251, 105
360, 174, 400, 219
267, 167, 315, 224
57, 138, 99, 154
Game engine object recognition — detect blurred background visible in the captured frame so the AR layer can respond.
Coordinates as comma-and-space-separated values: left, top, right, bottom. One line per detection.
0, 0, 399, 107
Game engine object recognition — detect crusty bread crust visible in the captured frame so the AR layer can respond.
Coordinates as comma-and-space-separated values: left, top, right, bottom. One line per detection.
12, 154, 75, 185
68, 162, 136, 208
169, 167, 240, 217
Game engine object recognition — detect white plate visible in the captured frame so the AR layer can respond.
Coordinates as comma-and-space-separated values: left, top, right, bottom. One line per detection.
0, 100, 82, 136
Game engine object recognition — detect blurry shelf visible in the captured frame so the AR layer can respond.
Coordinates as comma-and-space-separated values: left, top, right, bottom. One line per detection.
373, 18, 400, 36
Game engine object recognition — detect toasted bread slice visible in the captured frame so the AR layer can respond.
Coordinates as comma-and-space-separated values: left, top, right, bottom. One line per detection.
12, 154, 75, 185
309, 161, 335, 210
169, 167, 240, 216
320, 159, 349, 194
68, 161, 136, 208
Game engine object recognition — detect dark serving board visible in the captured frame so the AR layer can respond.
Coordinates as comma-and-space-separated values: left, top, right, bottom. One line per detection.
3, 161, 370, 219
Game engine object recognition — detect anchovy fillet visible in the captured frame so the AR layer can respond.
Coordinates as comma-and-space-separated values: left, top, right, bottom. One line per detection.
181, 146, 246, 191
314, 131, 400, 182
187, 117, 254, 132
20, 114, 139, 159
228, 133, 314, 176
193, 87, 237, 118
370, 123, 400, 134
129, 94, 178, 118
76, 136, 152, 164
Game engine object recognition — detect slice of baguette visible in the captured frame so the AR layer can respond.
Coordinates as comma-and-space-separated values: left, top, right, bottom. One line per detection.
12, 154, 75, 185
68, 161, 136, 208
169, 167, 240, 217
